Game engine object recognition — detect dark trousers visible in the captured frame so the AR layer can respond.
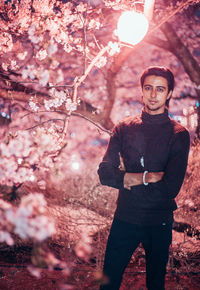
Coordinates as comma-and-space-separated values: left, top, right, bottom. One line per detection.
100, 218, 172, 290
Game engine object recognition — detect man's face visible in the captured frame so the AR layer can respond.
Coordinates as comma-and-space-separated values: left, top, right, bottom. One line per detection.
142, 75, 172, 115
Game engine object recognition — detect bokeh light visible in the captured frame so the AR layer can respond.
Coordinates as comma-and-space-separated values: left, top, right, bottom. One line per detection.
71, 161, 80, 171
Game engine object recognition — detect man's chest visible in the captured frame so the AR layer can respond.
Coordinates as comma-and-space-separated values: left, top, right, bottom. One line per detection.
120, 124, 173, 171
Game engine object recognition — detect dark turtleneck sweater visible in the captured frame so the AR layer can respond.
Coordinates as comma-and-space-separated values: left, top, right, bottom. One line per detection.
98, 110, 190, 225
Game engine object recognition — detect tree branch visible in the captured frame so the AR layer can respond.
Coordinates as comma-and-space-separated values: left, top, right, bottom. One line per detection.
0, 88, 114, 130
160, 21, 200, 86
145, 35, 172, 51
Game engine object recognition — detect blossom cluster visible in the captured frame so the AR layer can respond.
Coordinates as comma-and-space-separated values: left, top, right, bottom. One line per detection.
0, 199, 14, 245
29, 98, 40, 112
0, 32, 13, 54
0, 193, 55, 244
28, 24, 43, 44
0, 131, 34, 186
95, 56, 107, 68
107, 41, 120, 56
22, 65, 36, 80
36, 49, 48, 61
65, 99, 77, 112
74, 231, 92, 262
29, 88, 77, 113
44, 89, 67, 111
22, 65, 50, 86
0, 126, 61, 187
0, 0, 103, 76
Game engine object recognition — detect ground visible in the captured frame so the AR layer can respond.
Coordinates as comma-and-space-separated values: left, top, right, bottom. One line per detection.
0, 157, 200, 290
0, 242, 199, 290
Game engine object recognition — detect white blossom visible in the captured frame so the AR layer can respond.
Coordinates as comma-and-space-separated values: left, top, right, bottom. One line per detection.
65, 99, 77, 112
28, 24, 36, 37
36, 49, 47, 61
0, 32, 13, 53
10, 60, 19, 70
47, 41, 58, 57
107, 41, 120, 56
88, 19, 101, 30
28, 24, 42, 44
17, 51, 28, 60
95, 56, 107, 68
0, 231, 14, 246
29, 100, 39, 112
2, 63, 8, 71
13, 193, 55, 241
50, 59, 59, 69
64, 43, 73, 53
76, 3, 87, 13
38, 180, 46, 190
39, 70, 49, 86
44, 90, 66, 110
22, 65, 36, 80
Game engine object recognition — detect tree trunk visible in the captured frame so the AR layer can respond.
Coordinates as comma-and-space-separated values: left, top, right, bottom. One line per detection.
160, 22, 200, 138
103, 46, 137, 128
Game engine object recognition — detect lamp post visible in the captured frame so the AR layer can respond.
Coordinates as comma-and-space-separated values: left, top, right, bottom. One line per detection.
144, 0, 156, 21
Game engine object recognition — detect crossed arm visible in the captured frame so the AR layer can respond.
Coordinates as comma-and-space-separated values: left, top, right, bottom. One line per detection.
98, 127, 190, 198
123, 171, 164, 190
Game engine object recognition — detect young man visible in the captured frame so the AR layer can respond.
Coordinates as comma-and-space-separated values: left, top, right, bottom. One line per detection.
98, 66, 190, 290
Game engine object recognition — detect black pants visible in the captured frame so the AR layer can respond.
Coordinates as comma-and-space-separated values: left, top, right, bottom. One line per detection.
100, 218, 172, 290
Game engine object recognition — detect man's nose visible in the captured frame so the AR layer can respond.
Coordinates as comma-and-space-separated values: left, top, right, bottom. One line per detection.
151, 89, 157, 98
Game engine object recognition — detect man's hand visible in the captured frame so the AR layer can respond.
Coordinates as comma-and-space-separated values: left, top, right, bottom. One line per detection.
147, 172, 164, 183
124, 173, 143, 190
124, 171, 164, 190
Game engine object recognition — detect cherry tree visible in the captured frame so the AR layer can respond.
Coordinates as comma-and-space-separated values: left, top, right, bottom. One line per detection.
0, 0, 200, 279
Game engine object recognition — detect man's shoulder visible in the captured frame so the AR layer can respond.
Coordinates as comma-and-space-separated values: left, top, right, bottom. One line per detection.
169, 118, 189, 136
116, 114, 141, 129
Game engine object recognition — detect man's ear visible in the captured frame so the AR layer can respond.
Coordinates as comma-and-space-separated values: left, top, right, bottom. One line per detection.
167, 90, 172, 99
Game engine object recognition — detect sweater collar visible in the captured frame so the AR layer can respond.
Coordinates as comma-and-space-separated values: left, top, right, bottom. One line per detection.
141, 109, 170, 124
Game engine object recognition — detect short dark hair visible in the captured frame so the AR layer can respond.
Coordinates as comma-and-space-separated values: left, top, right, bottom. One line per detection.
140, 66, 175, 107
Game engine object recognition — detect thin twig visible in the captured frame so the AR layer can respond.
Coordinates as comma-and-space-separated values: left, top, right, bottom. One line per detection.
149, 0, 197, 34
93, 34, 101, 51
59, 114, 70, 145
23, 109, 111, 135
72, 112, 112, 135
25, 118, 64, 131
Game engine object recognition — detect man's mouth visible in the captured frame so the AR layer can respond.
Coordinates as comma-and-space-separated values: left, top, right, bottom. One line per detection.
149, 101, 157, 105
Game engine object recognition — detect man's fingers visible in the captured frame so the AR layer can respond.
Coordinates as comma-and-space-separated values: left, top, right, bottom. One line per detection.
124, 183, 131, 190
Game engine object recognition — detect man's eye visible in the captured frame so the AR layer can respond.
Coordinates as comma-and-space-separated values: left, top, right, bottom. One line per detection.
157, 87, 164, 92
145, 86, 151, 91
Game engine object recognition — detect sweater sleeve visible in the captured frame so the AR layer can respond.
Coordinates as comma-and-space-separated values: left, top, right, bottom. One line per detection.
97, 125, 125, 189
148, 129, 190, 199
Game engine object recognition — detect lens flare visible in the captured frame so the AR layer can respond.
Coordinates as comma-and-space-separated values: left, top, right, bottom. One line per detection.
117, 11, 149, 45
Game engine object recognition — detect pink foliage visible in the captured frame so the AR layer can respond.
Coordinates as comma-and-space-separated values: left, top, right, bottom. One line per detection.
0, 193, 55, 244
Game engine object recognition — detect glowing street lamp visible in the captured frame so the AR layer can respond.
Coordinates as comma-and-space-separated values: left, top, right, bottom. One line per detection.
116, 11, 149, 46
